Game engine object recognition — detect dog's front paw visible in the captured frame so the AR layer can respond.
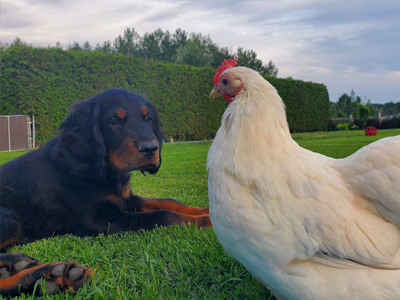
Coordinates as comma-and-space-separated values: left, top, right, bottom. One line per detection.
0, 255, 91, 297
0, 253, 40, 279
35, 261, 92, 295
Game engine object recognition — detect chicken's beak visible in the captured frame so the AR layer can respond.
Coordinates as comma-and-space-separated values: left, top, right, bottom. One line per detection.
210, 88, 224, 99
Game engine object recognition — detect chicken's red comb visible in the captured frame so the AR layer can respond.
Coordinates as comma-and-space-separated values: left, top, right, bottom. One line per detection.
213, 58, 237, 85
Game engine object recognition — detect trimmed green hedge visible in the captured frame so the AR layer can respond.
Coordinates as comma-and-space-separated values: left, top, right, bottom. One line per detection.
267, 76, 330, 132
1, 46, 329, 144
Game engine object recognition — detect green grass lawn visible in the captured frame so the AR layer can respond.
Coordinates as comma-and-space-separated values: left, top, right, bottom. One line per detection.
0, 129, 399, 300
0, 150, 31, 165
292, 128, 400, 158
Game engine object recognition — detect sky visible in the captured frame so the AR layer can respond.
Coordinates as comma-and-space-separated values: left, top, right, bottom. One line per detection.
1, 0, 399, 104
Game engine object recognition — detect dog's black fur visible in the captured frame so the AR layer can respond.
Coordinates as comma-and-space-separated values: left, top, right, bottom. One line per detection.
0, 89, 210, 296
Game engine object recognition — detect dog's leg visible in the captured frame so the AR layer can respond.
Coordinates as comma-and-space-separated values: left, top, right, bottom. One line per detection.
0, 208, 92, 297
0, 208, 20, 250
115, 208, 212, 230
0, 253, 91, 297
125, 196, 209, 216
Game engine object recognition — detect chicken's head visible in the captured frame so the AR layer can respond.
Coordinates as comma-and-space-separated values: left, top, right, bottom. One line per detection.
210, 58, 242, 103
211, 59, 279, 105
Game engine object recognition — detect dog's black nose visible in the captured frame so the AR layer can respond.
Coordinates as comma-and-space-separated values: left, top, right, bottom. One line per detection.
138, 141, 158, 157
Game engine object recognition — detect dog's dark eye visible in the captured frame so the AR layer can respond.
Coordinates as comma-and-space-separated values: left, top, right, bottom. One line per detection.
110, 118, 120, 126
144, 115, 152, 122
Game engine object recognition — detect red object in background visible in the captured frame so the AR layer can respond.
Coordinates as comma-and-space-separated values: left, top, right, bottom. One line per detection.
365, 126, 378, 136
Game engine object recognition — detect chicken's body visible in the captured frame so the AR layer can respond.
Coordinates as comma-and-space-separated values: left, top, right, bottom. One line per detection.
207, 64, 400, 299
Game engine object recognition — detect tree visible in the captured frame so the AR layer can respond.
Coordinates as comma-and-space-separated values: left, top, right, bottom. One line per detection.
68, 42, 83, 51
95, 40, 114, 54
329, 102, 346, 118
355, 104, 371, 128
5, 28, 279, 73
337, 93, 354, 116
175, 33, 214, 67
236, 47, 264, 72
172, 28, 188, 50
383, 102, 400, 115
235, 48, 278, 76
334, 90, 375, 128
0, 41, 10, 51
264, 60, 278, 77
82, 40, 92, 52
159, 30, 176, 62
11, 37, 28, 47
114, 27, 141, 56
210, 46, 233, 68
142, 29, 164, 60
175, 38, 212, 67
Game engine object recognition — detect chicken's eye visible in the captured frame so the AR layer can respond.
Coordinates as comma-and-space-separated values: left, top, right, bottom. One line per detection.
222, 78, 229, 86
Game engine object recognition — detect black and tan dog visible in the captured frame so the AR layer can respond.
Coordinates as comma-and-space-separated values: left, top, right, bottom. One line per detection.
0, 89, 211, 296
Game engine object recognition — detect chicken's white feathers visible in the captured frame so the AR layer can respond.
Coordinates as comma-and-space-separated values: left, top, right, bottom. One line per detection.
207, 66, 400, 299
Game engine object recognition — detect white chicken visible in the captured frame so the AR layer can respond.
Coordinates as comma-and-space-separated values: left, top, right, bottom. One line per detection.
207, 59, 400, 300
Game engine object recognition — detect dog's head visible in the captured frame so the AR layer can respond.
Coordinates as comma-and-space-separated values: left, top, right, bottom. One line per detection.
51, 89, 163, 179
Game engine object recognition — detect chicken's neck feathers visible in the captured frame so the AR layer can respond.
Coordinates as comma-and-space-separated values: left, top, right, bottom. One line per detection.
207, 81, 303, 183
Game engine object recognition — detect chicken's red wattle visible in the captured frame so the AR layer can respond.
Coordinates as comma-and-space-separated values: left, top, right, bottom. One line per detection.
224, 95, 234, 103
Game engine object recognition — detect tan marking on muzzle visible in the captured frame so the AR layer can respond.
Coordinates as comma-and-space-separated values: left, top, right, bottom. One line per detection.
108, 137, 160, 172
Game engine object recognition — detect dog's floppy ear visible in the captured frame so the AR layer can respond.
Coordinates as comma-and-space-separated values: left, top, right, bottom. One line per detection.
51, 99, 106, 179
